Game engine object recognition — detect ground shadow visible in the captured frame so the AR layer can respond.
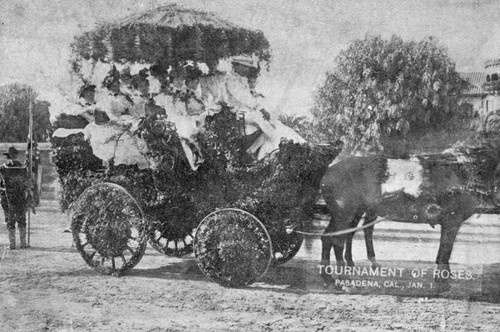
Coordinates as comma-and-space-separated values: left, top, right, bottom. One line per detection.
24, 246, 77, 253
51, 256, 500, 303
475, 263, 500, 303
122, 258, 307, 291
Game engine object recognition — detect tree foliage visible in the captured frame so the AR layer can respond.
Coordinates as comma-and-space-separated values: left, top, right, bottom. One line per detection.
278, 114, 329, 144
0, 84, 51, 142
312, 35, 468, 152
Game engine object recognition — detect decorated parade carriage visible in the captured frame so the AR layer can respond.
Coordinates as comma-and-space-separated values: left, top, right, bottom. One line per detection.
50, 4, 500, 289
51, 4, 340, 287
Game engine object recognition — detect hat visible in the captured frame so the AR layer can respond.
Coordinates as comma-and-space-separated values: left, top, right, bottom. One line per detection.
3, 146, 19, 157
231, 55, 258, 68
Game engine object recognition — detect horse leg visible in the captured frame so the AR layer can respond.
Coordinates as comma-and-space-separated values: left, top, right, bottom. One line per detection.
321, 216, 334, 267
344, 231, 355, 267
320, 215, 336, 286
345, 210, 364, 267
363, 210, 380, 269
321, 208, 354, 266
321, 210, 355, 286
435, 217, 463, 291
434, 192, 475, 291
436, 222, 462, 270
332, 211, 357, 289
333, 234, 347, 266
329, 209, 356, 268
327, 233, 351, 290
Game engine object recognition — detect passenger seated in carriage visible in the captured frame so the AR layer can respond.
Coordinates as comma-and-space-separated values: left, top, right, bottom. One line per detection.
189, 55, 306, 161
152, 56, 305, 168
52, 54, 305, 171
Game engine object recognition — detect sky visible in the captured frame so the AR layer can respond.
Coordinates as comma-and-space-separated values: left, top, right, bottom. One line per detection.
1, 0, 500, 117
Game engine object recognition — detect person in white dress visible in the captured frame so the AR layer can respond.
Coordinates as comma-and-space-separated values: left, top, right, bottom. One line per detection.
197, 55, 306, 161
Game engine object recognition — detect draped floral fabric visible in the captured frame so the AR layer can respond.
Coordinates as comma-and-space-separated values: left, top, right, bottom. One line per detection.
51, 5, 303, 171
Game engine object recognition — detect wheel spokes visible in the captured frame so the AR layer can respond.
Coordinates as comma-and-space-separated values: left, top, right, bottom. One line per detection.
148, 226, 195, 257
71, 183, 148, 275
126, 245, 136, 255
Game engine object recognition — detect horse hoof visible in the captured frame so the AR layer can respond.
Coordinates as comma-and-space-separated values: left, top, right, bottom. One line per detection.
321, 274, 333, 287
435, 281, 451, 294
334, 284, 343, 291
343, 285, 357, 293
371, 263, 382, 269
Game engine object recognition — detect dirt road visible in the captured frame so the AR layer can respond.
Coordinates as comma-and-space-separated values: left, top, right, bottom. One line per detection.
1, 201, 500, 331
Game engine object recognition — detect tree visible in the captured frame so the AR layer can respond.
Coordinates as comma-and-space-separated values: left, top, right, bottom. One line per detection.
278, 114, 326, 143
0, 84, 51, 142
311, 35, 468, 153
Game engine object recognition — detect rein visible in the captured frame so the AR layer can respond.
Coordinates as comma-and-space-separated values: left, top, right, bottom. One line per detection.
286, 201, 500, 238
286, 216, 390, 237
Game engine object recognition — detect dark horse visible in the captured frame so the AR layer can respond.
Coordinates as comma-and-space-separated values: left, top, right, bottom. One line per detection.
319, 147, 500, 289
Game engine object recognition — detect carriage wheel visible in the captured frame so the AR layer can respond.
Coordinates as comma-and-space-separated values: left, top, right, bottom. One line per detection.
194, 208, 273, 287
71, 183, 147, 276
148, 221, 195, 257
271, 230, 304, 265
147, 197, 197, 257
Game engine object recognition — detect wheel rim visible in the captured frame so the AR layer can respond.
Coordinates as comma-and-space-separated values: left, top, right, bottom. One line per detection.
71, 183, 147, 276
194, 208, 273, 287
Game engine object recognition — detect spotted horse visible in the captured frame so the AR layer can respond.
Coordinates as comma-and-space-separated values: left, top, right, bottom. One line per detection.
319, 146, 500, 291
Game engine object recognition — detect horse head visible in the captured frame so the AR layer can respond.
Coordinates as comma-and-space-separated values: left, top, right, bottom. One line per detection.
444, 139, 500, 207
492, 159, 500, 206
470, 138, 500, 206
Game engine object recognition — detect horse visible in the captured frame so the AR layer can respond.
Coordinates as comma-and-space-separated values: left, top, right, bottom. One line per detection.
319, 147, 500, 290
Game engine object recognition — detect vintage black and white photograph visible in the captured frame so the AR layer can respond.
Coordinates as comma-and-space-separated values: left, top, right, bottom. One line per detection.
1, 0, 500, 331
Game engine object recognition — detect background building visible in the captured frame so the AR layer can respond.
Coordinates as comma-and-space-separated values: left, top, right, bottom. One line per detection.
459, 72, 488, 118
483, 58, 500, 115
460, 59, 500, 127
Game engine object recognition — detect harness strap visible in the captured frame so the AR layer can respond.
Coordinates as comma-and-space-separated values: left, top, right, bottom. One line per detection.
286, 217, 390, 237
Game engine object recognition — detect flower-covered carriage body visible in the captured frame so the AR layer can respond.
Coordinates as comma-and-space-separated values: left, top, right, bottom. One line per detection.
51, 5, 340, 286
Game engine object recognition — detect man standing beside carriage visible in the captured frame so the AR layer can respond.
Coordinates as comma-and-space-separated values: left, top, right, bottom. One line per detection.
0, 146, 32, 250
